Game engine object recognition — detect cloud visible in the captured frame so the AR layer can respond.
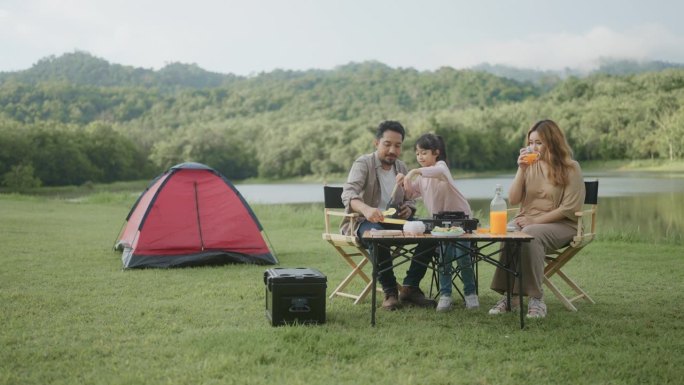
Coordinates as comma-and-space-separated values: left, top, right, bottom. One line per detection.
2, 2, 684, 75
444, 24, 684, 71
31, 0, 103, 22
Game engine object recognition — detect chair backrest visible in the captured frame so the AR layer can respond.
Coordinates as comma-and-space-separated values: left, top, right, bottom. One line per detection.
583, 180, 598, 235
323, 186, 346, 235
584, 180, 598, 205
324, 186, 345, 209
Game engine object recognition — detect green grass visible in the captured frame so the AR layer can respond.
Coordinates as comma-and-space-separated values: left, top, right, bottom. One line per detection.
1, 194, 683, 385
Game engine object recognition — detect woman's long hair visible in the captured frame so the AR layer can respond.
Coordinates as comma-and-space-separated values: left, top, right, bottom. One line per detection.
528, 120, 574, 186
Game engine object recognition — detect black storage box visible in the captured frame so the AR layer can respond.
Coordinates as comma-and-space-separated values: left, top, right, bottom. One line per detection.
264, 267, 327, 326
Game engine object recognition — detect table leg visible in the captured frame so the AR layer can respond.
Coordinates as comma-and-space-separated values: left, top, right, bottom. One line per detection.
371, 242, 377, 327
517, 241, 525, 329
505, 243, 511, 311
472, 242, 479, 296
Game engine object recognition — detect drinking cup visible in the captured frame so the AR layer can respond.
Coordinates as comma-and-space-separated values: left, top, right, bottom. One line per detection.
523, 152, 539, 163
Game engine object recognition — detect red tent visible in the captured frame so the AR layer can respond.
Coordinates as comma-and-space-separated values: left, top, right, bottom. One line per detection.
114, 162, 278, 268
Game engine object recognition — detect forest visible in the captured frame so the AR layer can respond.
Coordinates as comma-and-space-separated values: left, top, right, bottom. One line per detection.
1, 51, 683, 188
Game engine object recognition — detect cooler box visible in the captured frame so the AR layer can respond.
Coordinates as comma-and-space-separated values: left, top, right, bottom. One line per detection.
264, 267, 327, 326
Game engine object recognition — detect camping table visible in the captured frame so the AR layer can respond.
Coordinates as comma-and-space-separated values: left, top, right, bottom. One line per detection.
362, 230, 534, 329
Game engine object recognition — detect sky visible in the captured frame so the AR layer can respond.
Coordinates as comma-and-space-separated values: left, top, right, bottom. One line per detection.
1, 0, 684, 76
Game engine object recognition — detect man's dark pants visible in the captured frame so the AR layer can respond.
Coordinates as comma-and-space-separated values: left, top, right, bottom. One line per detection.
357, 221, 434, 293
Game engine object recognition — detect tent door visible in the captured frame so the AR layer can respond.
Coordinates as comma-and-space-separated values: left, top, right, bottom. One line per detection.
194, 182, 205, 251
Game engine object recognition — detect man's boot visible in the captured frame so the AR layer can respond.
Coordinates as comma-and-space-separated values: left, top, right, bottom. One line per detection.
382, 289, 400, 311
399, 285, 436, 308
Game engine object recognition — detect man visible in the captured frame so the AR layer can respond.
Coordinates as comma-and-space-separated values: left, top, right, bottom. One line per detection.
341, 120, 436, 310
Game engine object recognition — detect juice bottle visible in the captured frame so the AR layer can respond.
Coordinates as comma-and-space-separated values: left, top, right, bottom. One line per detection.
490, 184, 507, 234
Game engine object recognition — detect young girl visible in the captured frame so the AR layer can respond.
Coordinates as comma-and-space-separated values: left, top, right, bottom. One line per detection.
399, 133, 479, 311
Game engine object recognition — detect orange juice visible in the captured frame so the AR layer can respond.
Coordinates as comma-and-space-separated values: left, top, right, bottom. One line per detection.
490, 211, 507, 234
523, 152, 539, 163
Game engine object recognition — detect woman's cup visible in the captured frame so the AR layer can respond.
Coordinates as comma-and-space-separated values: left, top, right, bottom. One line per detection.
523, 152, 539, 163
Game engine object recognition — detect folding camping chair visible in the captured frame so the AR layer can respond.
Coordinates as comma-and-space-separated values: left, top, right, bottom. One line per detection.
543, 179, 599, 311
321, 186, 381, 304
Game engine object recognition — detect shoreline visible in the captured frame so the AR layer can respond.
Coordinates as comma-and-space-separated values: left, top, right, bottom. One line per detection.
241, 159, 684, 184
2, 159, 683, 196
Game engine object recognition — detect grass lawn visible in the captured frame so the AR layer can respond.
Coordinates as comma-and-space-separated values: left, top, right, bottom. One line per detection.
1, 194, 682, 385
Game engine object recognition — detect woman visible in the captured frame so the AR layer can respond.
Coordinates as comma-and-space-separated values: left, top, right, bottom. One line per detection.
488, 120, 585, 318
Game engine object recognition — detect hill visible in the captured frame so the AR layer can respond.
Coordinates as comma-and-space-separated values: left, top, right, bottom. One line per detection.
473, 58, 684, 85
1, 51, 683, 187
0, 51, 239, 89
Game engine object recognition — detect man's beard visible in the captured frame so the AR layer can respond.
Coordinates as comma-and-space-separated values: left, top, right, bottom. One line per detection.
380, 156, 396, 166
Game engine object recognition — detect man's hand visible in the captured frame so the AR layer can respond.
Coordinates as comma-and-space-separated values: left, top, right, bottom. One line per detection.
362, 206, 384, 223
396, 173, 406, 184
397, 204, 412, 219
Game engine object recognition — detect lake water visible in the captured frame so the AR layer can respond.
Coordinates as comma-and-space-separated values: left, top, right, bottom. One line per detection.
235, 172, 684, 244
234, 172, 684, 203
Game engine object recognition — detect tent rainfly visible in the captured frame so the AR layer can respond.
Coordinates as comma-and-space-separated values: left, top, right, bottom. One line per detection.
114, 162, 278, 268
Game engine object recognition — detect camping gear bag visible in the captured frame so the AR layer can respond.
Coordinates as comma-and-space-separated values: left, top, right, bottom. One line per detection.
264, 267, 327, 326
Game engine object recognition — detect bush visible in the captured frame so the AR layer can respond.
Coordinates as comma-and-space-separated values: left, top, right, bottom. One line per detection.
2, 163, 42, 192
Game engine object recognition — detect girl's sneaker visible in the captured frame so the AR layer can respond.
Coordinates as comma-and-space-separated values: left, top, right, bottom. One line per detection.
464, 294, 480, 309
436, 295, 453, 312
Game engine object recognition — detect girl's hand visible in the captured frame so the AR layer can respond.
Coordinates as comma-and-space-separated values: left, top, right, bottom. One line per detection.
396, 173, 405, 185
407, 169, 421, 179
401, 170, 419, 191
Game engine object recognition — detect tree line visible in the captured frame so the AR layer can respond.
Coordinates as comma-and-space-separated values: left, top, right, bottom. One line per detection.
1, 53, 683, 189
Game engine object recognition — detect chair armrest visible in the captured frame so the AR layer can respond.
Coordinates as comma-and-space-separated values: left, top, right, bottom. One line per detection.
573, 208, 596, 238
574, 208, 593, 217
324, 209, 363, 235
327, 211, 360, 218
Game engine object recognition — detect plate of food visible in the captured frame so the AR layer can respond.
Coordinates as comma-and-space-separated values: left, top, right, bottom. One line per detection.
430, 226, 465, 237
381, 218, 407, 225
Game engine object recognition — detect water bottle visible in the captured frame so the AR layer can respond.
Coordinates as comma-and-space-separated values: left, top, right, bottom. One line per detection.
490, 184, 507, 234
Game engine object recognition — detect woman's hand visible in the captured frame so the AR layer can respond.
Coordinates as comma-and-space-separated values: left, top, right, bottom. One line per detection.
514, 216, 536, 228
517, 147, 529, 169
